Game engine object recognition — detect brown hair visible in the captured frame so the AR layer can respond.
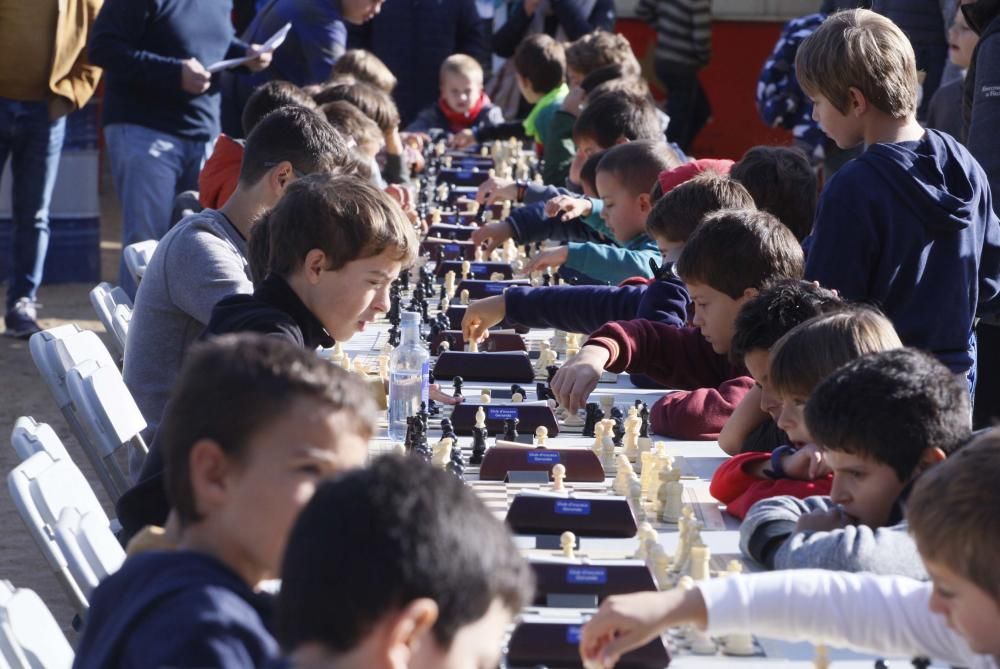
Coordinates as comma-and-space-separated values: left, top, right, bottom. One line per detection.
675, 209, 804, 298
320, 100, 383, 154
513, 33, 566, 94
646, 172, 754, 242
314, 81, 401, 132
769, 307, 902, 398
595, 140, 683, 197
796, 9, 918, 118
909, 431, 1000, 601
565, 30, 638, 77
440, 53, 485, 85
572, 90, 661, 147
250, 173, 418, 279
241, 80, 317, 137
730, 145, 817, 242
239, 105, 351, 186
330, 49, 397, 92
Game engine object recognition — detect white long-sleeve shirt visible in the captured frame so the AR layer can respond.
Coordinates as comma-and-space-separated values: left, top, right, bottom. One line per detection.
698, 570, 996, 669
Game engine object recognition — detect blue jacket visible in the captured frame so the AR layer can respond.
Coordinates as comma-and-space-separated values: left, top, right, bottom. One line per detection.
804, 129, 1000, 373
73, 551, 280, 669
491, 0, 615, 58
406, 99, 505, 133
90, 0, 247, 141
965, 1, 1000, 208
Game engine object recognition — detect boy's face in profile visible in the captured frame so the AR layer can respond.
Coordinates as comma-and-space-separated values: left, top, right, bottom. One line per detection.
741, 348, 781, 422
774, 392, 813, 448
409, 600, 513, 669
925, 559, 1000, 656
307, 248, 402, 341
809, 92, 863, 149
596, 170, 649, 243
442, 71, 481, 115
823, 449, 905, 528
653, 235, 684, 265
686, 281, 755, 355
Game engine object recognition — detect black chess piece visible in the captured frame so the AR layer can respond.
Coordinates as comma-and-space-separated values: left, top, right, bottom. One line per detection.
582, 403, 599, 437
910, 659, 930, 669
388, 325, 401, 347
510, 384, 526, 399
536, 382, 549, 402
413, 420, 431, 461
639, 403, 650, 438
546, 365, 559, 384
611, 407, 625, 447
874, 661, 890, 669
452, 376, 464, 398
417, 401, 429, 430
427, 374, 440, 416
404, 416, 415, 452
447, 443, 466, 478
502, 418, 520, 441
440, 417, 458, 444
542, 270, 551, 287
470, 425, 487, 464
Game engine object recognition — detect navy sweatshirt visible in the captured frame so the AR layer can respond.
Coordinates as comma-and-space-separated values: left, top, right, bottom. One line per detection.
90, 0, 247, 141
805, 129, 1000, 373
73, 551, 280, 669
966, 1, 1000, 211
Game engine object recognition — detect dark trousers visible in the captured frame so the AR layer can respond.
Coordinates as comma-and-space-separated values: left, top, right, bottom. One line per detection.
655, 60, 711, 153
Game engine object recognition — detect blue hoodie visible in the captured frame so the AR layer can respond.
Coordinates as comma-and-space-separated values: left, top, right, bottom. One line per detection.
73, 551, 281, 669
805, 129, 1000, 373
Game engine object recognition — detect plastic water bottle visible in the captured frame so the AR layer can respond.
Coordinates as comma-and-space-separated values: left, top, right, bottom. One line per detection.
388, 310, 430, 441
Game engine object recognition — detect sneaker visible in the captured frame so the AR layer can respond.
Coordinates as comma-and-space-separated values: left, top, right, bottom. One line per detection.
4, 298, 41, 339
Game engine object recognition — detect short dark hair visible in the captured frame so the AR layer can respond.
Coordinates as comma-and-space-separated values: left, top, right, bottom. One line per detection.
320, 100, 383, 152
675, 209, 804, 298
595, 140, 682, 197
579, 63, 638, 94
330, 49, 397, 92
730, 146, 817, 241
314, 80, 400, 132
241, 80, 317, 137
249, 173, 417, 279
646, 171, 754, 242
579, 149, 607, 194
239, 105, 351, 185
573, 91, 661, 148
513, 33, 566, 94
276, 455, 534, 652
565, 30, 638, 77
805, 348, 971, 481
730, 280, 843, 364
162, 334, 377, 526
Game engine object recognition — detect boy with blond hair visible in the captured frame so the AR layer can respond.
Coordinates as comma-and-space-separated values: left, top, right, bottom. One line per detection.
796, 9, 1000, 384
407, 54, 504, 134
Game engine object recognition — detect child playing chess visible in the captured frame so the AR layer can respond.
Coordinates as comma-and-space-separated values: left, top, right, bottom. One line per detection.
274, 455, 535, 668
579, 429, 1000, 669
711, 307, 902, 519
406, 54, 504, 136
740, 347, 971, 579
75, 335, 376, 668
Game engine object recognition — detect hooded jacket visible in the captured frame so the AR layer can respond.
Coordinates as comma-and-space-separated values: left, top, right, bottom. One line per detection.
964, 0, 1000, 209
804, 129, 1000, 373
73, 551, 280, 669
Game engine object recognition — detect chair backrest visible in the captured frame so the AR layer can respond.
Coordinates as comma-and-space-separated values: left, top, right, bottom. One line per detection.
88, 283, 132, 360
53, 508, 126, 601
10, 417, 69, 463
66, 360, 147, 462
123, 240, 157, 284
0, 581, 74, 669
7, 451, 109, 614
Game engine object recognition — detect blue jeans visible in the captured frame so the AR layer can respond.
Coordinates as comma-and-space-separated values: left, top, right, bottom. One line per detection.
0, 98, 66, 310
103, 123, 212, 297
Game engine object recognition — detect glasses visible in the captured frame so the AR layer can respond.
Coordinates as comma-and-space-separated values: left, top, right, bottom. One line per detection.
262, 161, 306, 178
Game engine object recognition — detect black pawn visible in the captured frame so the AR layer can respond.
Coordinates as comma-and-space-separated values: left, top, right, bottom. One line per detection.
639, 403, 650, 438
452, 376, 464, 398
440, 417, 458, 444
447, 444, 466, 478
503, 417, 519, 441
911, 659, 930, 669
536, 382, 549, 402
611, 407, 625, 447
582, 403, 598, 437
470, 425, 488, 464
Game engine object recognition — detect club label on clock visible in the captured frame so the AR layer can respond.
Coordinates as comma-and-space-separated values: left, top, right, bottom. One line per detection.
567, 567, 607, 584
555, 500, 591, 516
485, 282, 507, 294
488, 407, 519, 420
527, 450, 560, 464
470, 263, 487, 274
566, 626, 582, 644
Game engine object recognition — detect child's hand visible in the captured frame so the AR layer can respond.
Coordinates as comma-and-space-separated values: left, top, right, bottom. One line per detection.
462, 295, 506, 344
470, 220, 513, 253
551, 345, 611, 413
544, 194, 593, 221
782, 444, 830, 481
579, 588, 708, 668
476, 176, 517, 204
430, 383, 464, 406
449, 129, 477, 148
523, 246, 569, 274
795, 506, 851, 533
400, 131, 430, 151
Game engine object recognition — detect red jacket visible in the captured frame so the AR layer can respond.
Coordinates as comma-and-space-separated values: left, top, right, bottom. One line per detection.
586, 320, 746, 439
710, 451, 833, 519
198, 134, 243, 210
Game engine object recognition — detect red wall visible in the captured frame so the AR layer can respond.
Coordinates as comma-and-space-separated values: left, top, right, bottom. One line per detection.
617, 18, 795, 160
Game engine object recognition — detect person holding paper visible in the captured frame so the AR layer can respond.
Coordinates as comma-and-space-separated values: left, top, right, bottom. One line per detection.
89, 0, 272, 298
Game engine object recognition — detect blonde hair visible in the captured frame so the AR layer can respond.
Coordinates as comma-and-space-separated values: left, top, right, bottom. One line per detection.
795, 9, 918, 118
769, 306, 902, 398
908, 430, 1000, 602
330, 50, 397, 93
440, 54, 484, 86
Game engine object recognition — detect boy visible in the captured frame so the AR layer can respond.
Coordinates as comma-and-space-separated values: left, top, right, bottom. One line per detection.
330, 49, 397, 93
321, 100, 384, 164
740, 347, 971, 579
124, 106, 349, 452
275, 456, 535, 668
199, 80, 318, 210
579, 431, 1000, 669
406, 54, 504, 135
797, 9, 1000, 379
550, 209, 803, 430
75, 334, 376, 668
729, 145, 817, 241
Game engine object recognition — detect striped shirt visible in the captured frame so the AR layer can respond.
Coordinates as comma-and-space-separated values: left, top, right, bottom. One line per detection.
636, 0, 712, 67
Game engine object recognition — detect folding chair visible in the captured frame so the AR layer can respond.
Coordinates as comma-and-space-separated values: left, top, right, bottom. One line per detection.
29, 326, 131, 501
123, 240, 157, 285
88, 282, 133, 360
53, 508, 125, 602
10, 417, 69, 463
0, 581, 73, 669
7, 451, 109, 614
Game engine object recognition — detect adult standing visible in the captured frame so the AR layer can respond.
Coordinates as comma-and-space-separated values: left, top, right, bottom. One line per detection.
0, 0, 103, 338
89, 0, 272, 298
348, 0, 490, 125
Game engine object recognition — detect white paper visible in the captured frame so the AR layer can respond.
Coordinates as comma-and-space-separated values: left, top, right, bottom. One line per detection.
207, 22, 292, 73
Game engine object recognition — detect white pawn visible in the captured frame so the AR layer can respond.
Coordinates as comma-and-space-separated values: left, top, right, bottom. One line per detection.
534, 426, 548, 446
466, 337, 478, 353
511, 392, 524, 403
474, 406, 487, 429
480, 389, 491, 404
600, 426, 615, 471
560, 531, 576, 559
628, 477, 645, 521
460, 259, 471, 280
633, 521, 657, 559
689, 541, 711, 581
658, 466, 684, 523
432, 437, 453, 468
591, 420, 606, 453
444, 270, 457, 298
474, 246, 485, 262
562, 409, 585, 427
459, 289, 470, 305
551, 463, 566, 491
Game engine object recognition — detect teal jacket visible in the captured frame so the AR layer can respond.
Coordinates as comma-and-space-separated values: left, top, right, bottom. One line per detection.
565, 232, 660, 284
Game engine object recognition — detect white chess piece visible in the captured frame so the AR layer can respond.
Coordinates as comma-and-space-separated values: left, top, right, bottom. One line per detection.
633, 522, 656, 559
444, 270, 457, 298
599, 394, 614, 418
560, 531, 576, 559
613, 454, 632, 494
722, 560, 756, 655
591, 421, 606, 453
600, 428, 615, 471
813, 645, 830, 669
377, 354, 390, 381
659, 466, 684, 523
474, 246, 485, 262
466, 337, 478, 353
461, 259, 471, 280
623, 406, 641, 460
551, 463, 566, 491
689, 541, 711, 581
459, 289, 469, 305
352, 357, 367, 376
562, 410, 585, 427
628, 478, 645, 521
479, 389, 491, 404
534, 426, 548, 446
511, 392, 524, 403
432, 437, 453, 468
474, 406, 487, 429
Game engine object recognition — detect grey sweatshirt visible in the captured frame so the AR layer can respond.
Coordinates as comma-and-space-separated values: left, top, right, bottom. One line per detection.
739, 494, 927, 580
122, 209, 252, 475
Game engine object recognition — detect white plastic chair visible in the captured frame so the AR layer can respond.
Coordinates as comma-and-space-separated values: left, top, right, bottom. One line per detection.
88, 282, 133, 360
10, 417, 69, 463
0, 581, 73, 669
123, 240, 157, 285
53, 508, 125, 601
7, 451, 110, 614
29, 326, 131, 501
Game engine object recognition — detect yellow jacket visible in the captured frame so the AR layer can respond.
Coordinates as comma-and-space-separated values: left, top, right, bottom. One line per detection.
0, 0, 104, 119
